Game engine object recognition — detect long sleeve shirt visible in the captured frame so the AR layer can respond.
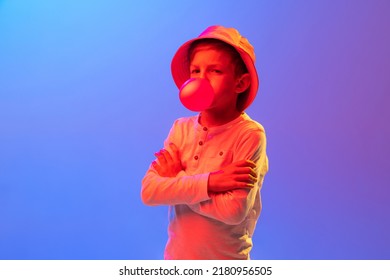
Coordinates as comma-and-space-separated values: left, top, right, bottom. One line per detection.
141, 113, 268, 259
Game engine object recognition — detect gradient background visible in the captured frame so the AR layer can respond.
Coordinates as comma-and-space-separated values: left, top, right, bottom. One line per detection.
1, 0, 389, 260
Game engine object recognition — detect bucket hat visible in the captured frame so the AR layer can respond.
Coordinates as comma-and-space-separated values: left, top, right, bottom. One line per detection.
171, 25, 259, 111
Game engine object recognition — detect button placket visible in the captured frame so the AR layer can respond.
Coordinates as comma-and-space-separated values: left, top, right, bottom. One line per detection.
193, 126, 209, 162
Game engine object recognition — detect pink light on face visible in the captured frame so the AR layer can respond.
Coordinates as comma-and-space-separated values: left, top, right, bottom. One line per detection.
179, 78, 215, 111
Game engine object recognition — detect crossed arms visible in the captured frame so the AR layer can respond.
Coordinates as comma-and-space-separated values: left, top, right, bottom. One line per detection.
141, 127, 267, 225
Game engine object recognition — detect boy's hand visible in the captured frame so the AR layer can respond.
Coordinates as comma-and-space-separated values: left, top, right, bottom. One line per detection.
152, 143, 182, 177
208, 160, 258, 193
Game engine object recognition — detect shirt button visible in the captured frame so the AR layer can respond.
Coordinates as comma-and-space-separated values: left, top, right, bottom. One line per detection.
199, 141, 203, 146
203, 127, 208, 131
194, 155, 199, 160
219, 151, 224, 156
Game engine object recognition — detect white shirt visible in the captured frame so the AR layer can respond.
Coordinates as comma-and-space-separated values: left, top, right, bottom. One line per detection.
142, 113, 268, 259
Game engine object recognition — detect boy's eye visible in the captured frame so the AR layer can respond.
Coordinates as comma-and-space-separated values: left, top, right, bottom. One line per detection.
191, 69, 200, 74
210, 69, 222, 74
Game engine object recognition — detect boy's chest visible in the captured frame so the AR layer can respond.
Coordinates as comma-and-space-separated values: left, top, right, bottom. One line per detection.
179, 129, 237, 174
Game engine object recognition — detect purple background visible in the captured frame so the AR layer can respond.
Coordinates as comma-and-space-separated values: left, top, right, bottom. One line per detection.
1, 0, 389, 259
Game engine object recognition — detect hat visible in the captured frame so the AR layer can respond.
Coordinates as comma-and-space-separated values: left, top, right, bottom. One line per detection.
171, 25, 259, 111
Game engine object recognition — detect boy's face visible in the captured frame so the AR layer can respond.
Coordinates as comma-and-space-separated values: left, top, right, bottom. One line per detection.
190, 45, 242, 113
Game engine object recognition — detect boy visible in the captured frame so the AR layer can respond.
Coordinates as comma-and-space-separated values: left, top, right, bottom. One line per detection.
141, 25, 268, 260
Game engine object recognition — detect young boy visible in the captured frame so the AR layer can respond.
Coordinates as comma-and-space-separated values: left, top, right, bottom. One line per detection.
141, 25, 268, 260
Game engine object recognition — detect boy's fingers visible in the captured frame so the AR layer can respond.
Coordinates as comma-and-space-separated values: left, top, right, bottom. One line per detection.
245, 160, 256, 168
152, 161, 162, 172
169, 143, 180, 160
154, 150, 167, 165
235, 159, 256, 168
161, 149, 173, 162
235, 174, 257, 184
248, 168, 257, 178
234, 166, 257, 178
233, 182, 255, 189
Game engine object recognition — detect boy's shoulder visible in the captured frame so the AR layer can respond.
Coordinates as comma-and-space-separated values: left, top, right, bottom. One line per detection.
239, 113, 266, 134
169, 115, 198, 132
173, 115, 198, 126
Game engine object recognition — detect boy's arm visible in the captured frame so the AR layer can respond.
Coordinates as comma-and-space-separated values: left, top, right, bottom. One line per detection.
141, 119, 213, 206
141, 118, 268, 225
187, 129, 268, 225
141, 166, 210, 206
143, 128, 268, 225
141, 144, 256, 206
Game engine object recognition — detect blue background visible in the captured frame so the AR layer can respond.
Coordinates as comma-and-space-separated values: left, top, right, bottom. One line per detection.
1, 0, 389, 259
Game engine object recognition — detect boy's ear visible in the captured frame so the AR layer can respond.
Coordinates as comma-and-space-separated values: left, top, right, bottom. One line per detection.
235, 73, 251, 94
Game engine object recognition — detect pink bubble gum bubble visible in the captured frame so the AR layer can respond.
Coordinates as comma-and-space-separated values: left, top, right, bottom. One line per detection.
179, 78, 214, 111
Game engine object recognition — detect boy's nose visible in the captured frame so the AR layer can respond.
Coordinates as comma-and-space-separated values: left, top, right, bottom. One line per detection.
199, 71, 208, 80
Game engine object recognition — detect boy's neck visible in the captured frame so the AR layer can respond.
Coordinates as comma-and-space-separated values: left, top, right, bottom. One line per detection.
199, 109, 242, 127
